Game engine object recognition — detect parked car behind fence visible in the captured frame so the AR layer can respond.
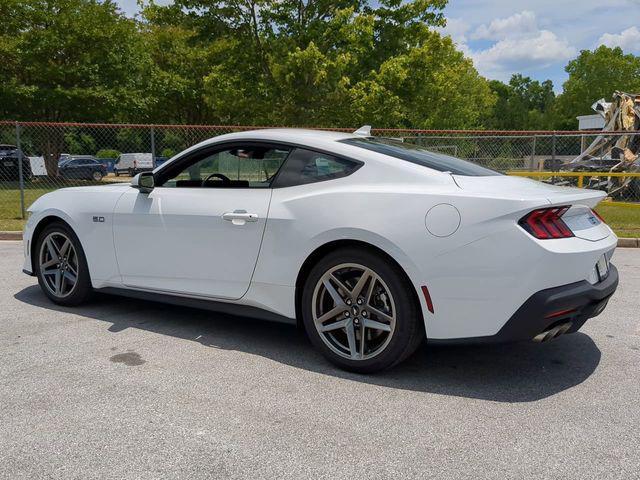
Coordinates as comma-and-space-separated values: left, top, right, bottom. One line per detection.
58, 157, 107, 181
0, 144, 32, 181
114, 153, 154, 176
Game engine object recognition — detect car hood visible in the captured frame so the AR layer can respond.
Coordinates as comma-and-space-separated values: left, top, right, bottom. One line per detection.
452, 174, 607, 208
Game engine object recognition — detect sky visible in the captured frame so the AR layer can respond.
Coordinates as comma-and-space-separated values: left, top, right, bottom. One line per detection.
115, 0, 640, 92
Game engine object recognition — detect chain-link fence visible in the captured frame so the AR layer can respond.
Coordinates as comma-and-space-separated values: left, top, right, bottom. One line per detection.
1, 121, 639, 230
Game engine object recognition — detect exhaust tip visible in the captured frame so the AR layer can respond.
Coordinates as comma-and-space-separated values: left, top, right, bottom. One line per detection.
533, 322, 572, 343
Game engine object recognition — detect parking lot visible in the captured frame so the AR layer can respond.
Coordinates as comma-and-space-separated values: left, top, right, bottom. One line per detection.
1, 241, 639, 479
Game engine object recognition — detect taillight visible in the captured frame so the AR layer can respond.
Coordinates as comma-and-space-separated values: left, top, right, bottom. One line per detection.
591, 209, 605, 224
519, 206, 574, 239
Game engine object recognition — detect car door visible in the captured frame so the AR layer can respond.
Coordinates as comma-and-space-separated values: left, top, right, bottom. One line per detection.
112, 142, 291, 300
61, 159, 79, 178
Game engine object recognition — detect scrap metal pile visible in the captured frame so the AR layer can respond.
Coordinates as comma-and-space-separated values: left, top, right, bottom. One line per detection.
568, 91, 640, 200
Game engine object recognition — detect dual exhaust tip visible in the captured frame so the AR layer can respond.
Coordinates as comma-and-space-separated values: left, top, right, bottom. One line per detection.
533, 322, 573, 343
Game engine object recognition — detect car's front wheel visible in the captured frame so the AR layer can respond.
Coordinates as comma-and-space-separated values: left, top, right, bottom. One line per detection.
92, 170, 103, 181
34, 222, 93, 306
301, 247, 424, 373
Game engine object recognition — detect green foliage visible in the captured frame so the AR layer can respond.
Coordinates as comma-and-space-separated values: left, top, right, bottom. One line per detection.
0, 0, 150, 123
484, 75, 555, 130
64, 131, 97, 155
553, 46, 640, 129
95, 149, 120, 159
3, 0, 637, 131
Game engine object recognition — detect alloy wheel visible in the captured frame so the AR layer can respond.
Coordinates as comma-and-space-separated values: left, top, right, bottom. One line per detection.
312, 263, 396, 360
38, 232, 79, 298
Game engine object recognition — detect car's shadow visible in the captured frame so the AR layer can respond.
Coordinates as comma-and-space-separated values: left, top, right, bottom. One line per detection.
15, 285, 602, 403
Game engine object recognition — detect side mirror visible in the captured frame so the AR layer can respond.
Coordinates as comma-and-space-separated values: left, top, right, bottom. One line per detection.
131, 172, 155, 193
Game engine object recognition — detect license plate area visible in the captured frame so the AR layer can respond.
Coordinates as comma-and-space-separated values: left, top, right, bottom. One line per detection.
596, 254, 610, 282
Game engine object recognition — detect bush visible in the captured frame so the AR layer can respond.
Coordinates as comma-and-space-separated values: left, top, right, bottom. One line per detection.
96, 149, 120, 159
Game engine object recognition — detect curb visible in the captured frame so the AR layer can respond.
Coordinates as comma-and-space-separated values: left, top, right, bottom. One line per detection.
1, 230, 639, 247
0, 231, 22, 241
617, 237, 640, 248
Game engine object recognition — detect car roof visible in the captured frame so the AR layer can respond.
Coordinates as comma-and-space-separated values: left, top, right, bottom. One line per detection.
202, 128, 356, 146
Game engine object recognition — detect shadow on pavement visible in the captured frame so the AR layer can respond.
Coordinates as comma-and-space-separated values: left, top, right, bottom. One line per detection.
15, 285, 601, 403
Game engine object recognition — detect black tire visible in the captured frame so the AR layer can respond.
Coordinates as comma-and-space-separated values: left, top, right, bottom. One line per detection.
34, 221, 93, 306
92, 170, 103, 181
301, 247, 424, 373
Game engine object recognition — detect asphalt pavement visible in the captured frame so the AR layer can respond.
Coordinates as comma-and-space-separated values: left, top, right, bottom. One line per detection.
1, 241, 639, 479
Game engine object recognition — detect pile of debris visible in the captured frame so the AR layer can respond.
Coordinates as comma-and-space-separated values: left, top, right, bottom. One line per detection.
570, 91, 640, 200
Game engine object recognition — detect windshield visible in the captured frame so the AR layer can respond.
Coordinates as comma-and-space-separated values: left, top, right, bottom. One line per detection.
340, 137, 501, 177
0, 146, 17, 155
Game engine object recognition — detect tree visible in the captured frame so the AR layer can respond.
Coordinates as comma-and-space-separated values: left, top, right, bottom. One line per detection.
484, 75, 555, 130
554, 46, 640, 129
147, 0, 493, 128
0, 0, 150, 174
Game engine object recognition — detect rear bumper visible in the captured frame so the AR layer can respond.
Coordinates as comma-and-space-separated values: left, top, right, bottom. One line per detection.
430, 264, 618, 345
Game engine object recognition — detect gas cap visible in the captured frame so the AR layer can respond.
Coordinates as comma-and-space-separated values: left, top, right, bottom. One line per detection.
425, 204, 461, 237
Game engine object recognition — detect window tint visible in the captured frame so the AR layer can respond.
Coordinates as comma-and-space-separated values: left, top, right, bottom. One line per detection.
274, 148, 361, 187
340, 137, 501, 176
160, 145, 290, 188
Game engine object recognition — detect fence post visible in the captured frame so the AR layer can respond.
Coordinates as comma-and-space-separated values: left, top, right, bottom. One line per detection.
551, 132, 557, 170
531, 135, 538, 170
150, 126, 156, 168
15, 122, 25, 220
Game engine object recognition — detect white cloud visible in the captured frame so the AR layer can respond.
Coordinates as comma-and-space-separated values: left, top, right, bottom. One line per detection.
472, 30, 577, 78
472, 11, 537, 40
439, 18, 471, 45
598, 26, 640, 53
438, 11, 577, 82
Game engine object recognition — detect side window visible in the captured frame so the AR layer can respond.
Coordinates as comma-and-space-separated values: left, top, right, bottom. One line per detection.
274, 148, 361, 188
159, 145, 290, 189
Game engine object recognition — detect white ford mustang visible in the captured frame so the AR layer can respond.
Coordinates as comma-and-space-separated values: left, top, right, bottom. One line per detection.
22, 128, 619, 372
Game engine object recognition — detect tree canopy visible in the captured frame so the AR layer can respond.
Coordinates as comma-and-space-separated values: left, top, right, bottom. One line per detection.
0, 0, 638, 130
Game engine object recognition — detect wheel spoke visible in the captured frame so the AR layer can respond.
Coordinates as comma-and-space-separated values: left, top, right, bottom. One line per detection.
367, 306, 394, 324
319, 318, 349, 332
46, 238, 59, 259
59, 239, 71, 257
322, 277, 347, 307
329, 273, 351, 299
351, 268, 372, 299
42, 268, 58, 276
365, 277, 377, 304
345, 320, 358, 358
41, 258, 58, 269
315, 305, 347, 325
363, 318, 392, 332
63, 270, 77, 284
54, 270, 63, 295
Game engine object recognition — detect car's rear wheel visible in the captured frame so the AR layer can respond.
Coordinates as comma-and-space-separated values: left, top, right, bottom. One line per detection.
301, 247, 424, 373
92, 170, 103, 181
34, 222, 92, 306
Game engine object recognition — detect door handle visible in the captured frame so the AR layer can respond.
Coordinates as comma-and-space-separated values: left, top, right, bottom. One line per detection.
222, 210, 259, 224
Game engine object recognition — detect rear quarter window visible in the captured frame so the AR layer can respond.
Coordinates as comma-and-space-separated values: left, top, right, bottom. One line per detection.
340, 137, 501, 177
273, 148, 361, 188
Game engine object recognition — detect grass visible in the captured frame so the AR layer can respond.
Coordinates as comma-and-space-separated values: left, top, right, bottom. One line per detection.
1, 181, 639, 237
595, 204, 640, 238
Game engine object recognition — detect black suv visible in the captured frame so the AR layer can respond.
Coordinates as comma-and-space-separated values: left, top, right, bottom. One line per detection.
0, 144, 32, 181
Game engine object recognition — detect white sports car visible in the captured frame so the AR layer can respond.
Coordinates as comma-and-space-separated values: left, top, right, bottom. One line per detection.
22, 128, 619, 372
